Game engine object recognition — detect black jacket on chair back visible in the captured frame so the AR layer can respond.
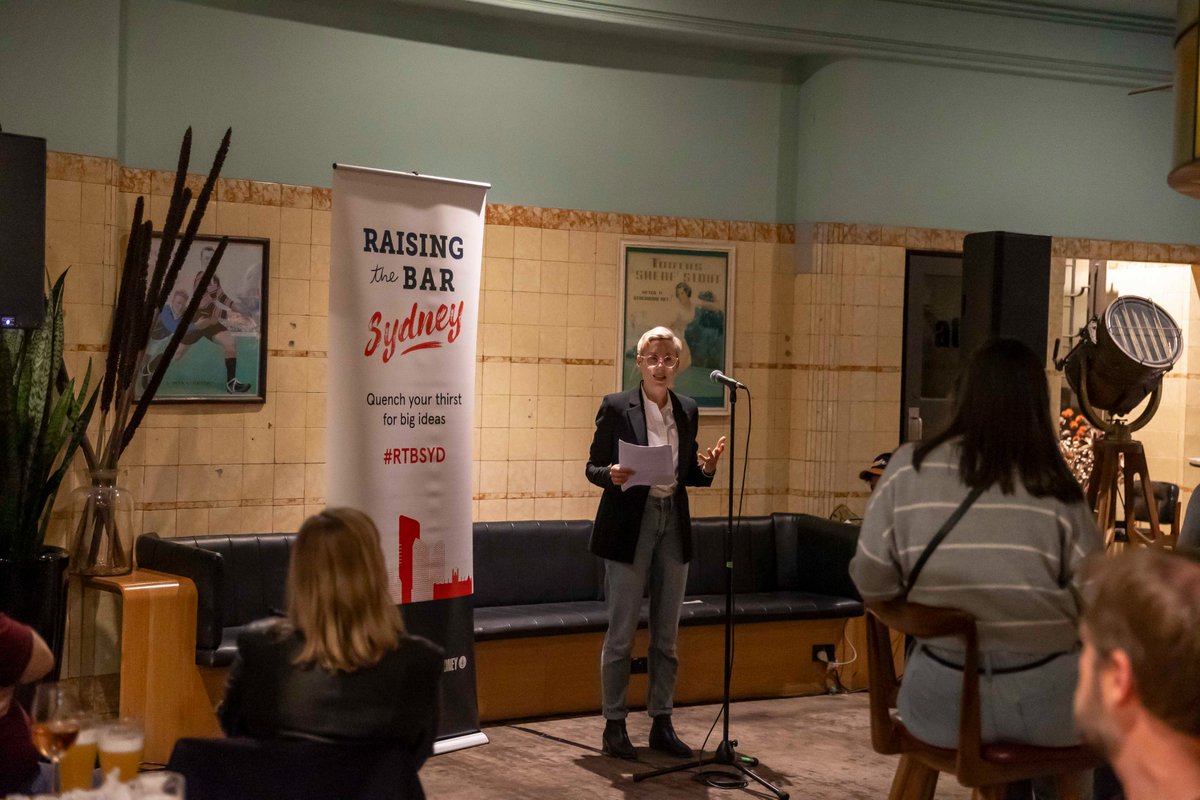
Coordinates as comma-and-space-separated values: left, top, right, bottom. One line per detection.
219, 619, 444, 764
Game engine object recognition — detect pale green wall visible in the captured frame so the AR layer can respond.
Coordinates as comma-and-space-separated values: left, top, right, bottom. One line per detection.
120, 0, 787, 221
0, 0, 121, 157
2, 0, 1197, 240
796, 59, 1200, 244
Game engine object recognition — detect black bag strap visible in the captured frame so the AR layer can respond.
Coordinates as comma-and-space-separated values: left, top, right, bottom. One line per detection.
902, 485, 986, 597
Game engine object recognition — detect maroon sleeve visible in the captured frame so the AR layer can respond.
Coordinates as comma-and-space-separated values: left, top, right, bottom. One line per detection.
0, 614, 33, 687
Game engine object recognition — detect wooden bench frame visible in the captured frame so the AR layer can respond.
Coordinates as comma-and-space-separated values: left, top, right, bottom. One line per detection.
98, 572, 869, 753
474, 616, 865, 721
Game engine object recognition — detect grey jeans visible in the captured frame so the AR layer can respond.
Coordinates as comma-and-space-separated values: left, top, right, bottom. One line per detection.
600, 495, 689, 720
899, 644, 1092, 800
899, 644, 1082, 748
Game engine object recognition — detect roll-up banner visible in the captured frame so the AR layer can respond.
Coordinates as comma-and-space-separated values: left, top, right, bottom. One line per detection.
328, 164, 489, 754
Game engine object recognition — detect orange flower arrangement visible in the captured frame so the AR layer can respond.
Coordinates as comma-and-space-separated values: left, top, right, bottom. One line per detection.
1059, 407, 1100, 487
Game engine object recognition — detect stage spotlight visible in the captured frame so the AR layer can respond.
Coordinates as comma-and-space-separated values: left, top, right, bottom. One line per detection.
1055, 295, 1182, 550
1061, 295, 1181, 431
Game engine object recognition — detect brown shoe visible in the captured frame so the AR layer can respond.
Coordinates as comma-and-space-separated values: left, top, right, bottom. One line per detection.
602, 719, 637, 759
648, 716, 693, 758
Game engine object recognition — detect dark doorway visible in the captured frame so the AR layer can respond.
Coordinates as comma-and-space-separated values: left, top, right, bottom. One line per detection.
902, 251, 963, 443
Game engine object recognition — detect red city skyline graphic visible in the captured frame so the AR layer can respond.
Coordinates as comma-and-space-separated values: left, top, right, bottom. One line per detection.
434, 569, 473, 600
398, 514, 473, 603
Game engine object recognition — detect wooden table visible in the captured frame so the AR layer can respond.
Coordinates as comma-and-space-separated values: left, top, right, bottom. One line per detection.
84, 569, 221, 763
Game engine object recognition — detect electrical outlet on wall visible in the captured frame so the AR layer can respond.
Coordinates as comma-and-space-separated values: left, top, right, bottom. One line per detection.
811, 644, 836, 663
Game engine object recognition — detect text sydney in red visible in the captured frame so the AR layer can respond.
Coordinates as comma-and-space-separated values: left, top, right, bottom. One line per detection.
364, 300, 465, 362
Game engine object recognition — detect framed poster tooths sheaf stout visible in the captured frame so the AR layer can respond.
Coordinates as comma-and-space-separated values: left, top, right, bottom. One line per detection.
618, 242, 735, 414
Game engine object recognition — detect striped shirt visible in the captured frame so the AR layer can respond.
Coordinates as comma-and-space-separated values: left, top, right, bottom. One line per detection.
849, 440, 1102, 654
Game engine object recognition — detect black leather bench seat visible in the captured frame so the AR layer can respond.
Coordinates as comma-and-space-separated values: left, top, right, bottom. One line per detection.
683, 592, 864, 624
473, 601, 610, 640
137, 512, 863, 666
474, 592, 864, 640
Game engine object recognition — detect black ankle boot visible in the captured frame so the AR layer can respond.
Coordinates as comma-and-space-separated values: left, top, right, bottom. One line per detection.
648, 715, 693, 758
602, 719, 637, 759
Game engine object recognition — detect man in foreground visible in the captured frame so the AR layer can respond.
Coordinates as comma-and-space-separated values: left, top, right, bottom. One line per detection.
1075, 548, 1200, 800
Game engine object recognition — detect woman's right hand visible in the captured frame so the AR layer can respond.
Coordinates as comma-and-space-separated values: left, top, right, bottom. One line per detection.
609, 464, 635, 486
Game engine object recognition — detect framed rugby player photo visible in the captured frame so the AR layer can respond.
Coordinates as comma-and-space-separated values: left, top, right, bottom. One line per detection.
618, 242, 735, 414
138, 233, 269, 403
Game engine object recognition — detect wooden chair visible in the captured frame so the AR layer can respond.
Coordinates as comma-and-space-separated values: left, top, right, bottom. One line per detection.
865, 599, 1099, 800
1131, 479, 1181, 548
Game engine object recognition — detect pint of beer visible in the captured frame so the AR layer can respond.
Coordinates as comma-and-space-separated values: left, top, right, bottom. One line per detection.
59, 724, 98, 790
98, 719, 144, 782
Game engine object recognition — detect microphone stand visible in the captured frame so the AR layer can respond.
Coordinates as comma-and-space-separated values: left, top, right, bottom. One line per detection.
633, 383, 788, 799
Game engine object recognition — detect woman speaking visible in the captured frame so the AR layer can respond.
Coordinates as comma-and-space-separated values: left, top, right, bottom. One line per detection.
586, 326, 726, 760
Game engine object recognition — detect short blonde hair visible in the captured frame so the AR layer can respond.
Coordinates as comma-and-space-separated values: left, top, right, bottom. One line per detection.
286, 507, 404, 672
636, 326, 682, 356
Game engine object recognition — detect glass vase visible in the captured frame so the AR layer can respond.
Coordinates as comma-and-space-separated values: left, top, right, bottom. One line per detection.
69, 469, 134, 576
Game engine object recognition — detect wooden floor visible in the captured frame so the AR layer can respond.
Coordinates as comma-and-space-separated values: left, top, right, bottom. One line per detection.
421, 693, 973, 799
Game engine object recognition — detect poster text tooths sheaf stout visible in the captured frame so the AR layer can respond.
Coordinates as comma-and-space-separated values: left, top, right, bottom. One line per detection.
361, 227, 467, 363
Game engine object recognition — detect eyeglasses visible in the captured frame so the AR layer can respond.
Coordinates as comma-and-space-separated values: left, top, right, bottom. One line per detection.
639, 354, 678, 368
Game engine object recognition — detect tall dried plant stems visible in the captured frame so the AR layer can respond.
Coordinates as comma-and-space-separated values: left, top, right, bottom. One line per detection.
71, 127, 233, 572
120, 128, 231, 454
153, 128, 230, 316
88, 127, 234, 467
101, 197, 144, 417
151, 127, 192, 288
122, 237, 229, 454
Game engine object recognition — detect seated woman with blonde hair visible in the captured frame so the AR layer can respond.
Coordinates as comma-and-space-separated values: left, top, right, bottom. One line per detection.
219, 508, 443, 763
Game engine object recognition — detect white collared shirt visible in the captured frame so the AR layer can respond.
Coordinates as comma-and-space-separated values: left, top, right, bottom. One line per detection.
641, 385, 678, 497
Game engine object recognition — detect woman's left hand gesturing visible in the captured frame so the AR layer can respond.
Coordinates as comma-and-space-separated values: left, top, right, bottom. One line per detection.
700, 436, 727, 476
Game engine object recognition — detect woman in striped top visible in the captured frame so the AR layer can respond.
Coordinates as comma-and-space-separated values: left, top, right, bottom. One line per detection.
850, 338, 1102, 753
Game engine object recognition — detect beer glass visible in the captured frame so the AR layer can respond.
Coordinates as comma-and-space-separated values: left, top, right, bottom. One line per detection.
30, 683, 82, 794
59, 713, 99, 790
98, 718, 144, 782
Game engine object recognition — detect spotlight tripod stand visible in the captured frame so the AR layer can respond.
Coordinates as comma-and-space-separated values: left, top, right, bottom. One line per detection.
632, 383, 788, 799
1077, 365, 1169, 550
1087, 426, 1167, 550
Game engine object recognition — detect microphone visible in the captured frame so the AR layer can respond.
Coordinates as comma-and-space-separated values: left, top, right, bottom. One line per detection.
709, 370, 746, 390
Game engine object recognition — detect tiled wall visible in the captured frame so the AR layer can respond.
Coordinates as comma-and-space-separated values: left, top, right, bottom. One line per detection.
44, 153, 814, 549
787, 234, 906, 515
44, 153, 336, 547
41, 152, 1200, 550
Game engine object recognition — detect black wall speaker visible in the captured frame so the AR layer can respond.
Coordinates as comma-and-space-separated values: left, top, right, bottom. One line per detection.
0, 131, 47, 329
960, 231, 1052, 362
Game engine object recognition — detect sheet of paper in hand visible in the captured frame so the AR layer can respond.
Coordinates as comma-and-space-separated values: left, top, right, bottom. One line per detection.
617, 440, 674, 490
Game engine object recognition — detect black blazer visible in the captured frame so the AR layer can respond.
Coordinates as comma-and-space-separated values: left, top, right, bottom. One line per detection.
585, 385, 713, 564
219, 620, 444, 766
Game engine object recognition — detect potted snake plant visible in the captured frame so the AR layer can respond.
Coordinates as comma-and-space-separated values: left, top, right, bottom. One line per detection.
0, 269, 97, 669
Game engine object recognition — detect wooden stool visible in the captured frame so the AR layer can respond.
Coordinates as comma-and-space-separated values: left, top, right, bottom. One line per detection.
865, 600, 1099, 800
